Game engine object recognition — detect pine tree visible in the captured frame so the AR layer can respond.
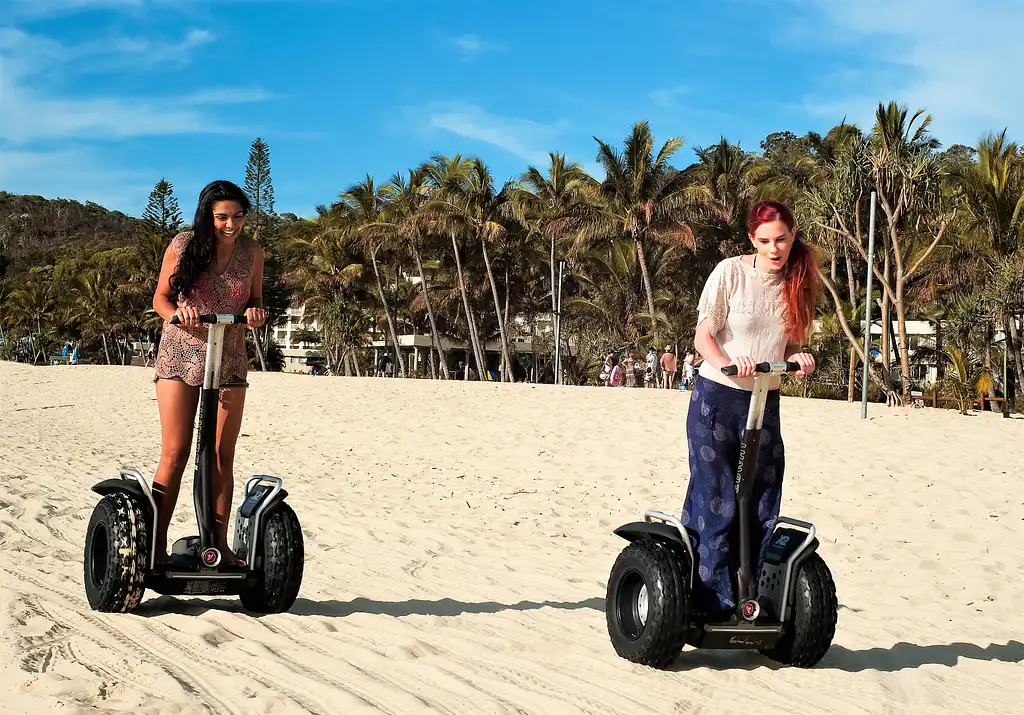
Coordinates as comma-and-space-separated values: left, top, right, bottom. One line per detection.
244, 137, 275, 239
142, 178, 182, 235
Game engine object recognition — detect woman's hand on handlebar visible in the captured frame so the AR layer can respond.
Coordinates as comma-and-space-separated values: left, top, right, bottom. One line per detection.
245, 307, 266, 329
725, 355, 757, 377
174, 305, 201, 327
787, 351, 816, 376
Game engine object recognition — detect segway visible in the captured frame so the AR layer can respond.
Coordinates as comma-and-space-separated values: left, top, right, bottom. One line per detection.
83, 313, 304, 614
605, 361, 837, 668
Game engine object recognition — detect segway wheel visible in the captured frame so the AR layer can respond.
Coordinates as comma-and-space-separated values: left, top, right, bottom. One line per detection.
605, 539, 689, 668
83, 492, 149, 613
760, 552, 837, 667
240, 502, 304, 614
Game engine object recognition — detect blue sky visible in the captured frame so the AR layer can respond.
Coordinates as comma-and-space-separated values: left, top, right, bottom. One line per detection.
1, 0, 1021, 220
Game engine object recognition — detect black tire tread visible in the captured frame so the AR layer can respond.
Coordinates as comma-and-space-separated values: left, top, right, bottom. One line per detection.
83, 493, 148, 613
240, 502, 304, 613
761, 552, 837, 667
606, 539, 689, 668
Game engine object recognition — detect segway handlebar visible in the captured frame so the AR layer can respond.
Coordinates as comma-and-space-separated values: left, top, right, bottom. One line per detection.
721, 360, 801, 376
169, 313, 249, 325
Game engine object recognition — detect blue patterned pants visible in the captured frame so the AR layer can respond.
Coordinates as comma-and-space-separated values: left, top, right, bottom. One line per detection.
681, 375, 785, 613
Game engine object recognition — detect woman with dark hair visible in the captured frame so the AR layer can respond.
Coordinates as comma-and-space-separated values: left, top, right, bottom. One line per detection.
151, 179, 266, 567
682, 199, 820, 620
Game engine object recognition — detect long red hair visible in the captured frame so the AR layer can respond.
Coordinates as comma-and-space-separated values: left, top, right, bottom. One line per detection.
747, 200, 820, 344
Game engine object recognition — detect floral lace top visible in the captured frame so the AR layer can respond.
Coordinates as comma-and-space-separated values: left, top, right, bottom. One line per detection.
153, 231, 256, 387
695, 255, 790, 391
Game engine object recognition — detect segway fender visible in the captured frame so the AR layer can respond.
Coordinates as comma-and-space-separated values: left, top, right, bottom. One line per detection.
613, 521, 691, 550
92, 479, 153, 512
91, 475, 158, 571
613, 520, 696, 592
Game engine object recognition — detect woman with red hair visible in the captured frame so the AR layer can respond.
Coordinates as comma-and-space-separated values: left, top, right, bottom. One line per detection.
682, 199, 820, 621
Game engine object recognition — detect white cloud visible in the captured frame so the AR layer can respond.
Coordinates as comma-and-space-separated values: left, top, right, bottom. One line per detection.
0, 26, 214, 77
796, 0, 1024, 146
0, 28, 270, 144
413, 101, 568, 167
441, 34, 506, 62
0, 17, 279, 211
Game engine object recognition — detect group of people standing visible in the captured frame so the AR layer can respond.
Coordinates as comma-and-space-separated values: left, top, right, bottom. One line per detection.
599, 346, 696, 389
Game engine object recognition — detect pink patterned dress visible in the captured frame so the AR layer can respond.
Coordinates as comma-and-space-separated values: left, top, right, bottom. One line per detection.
153, 231, 256, 387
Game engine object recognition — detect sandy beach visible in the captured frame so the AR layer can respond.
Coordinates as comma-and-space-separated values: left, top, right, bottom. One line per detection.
0, 360, 1021, 714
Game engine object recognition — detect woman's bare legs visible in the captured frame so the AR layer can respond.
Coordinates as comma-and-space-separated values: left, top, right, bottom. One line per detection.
153, 379, 200, 563
213, 386, 247, 565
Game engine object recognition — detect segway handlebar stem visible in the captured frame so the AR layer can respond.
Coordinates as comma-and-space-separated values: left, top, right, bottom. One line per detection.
166, 312, 248, 553
719, 358, 801, 614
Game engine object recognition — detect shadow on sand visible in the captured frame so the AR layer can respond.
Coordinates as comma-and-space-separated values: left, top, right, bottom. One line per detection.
670, 640, 1024, 673
132, 596, 1022, 675
133, 595, 604, 619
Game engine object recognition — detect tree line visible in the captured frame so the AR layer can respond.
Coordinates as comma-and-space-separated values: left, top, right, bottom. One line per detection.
0, 102, 1020, 413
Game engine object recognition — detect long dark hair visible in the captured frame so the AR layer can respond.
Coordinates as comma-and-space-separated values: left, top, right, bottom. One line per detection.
169, 180, 251, 299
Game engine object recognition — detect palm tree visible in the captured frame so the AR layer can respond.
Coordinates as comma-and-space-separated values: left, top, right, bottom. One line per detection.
507, 152, 598, 381
946, 130, 1024, 390
682, 137, 766, 258
282, 212, 370, 374
336, 175, 406, 377
869, 102, 952, 402
569, 237, 681, 350
71, 267, 120, 364
420, 154, 488, 379
384, 168, 448, 378
6, 278, 57, 364
427, 158, 514, 381
578, 121, 694, 330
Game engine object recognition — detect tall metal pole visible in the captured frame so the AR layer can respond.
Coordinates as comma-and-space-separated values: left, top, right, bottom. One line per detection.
861, 191, 877, 419
1004, 338, 1010, 418
555, 260, 565, 385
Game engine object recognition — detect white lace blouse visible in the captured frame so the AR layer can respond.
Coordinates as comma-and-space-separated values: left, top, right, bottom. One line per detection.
696, 255, 792, 391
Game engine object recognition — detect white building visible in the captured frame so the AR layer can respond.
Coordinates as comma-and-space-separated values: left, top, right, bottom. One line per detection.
275, 305, 322, 373
272, 302, 571, 380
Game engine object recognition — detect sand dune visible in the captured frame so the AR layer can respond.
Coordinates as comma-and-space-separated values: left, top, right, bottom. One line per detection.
1, 361, 1021, 714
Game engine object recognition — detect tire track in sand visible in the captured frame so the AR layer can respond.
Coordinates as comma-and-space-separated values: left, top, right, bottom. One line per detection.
4, 568, 235, 715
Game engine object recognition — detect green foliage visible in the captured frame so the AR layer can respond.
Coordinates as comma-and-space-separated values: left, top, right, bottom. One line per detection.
1, 103, 1021, 413
244, 137, 276, 239
142, 178, 183, 235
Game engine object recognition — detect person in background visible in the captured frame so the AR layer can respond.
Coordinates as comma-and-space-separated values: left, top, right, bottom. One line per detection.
623, 354, 637, 388
644, 346, 659, 388
599, 353, 614, 385
660, 345, 677, 390
608, 355, 622, 387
